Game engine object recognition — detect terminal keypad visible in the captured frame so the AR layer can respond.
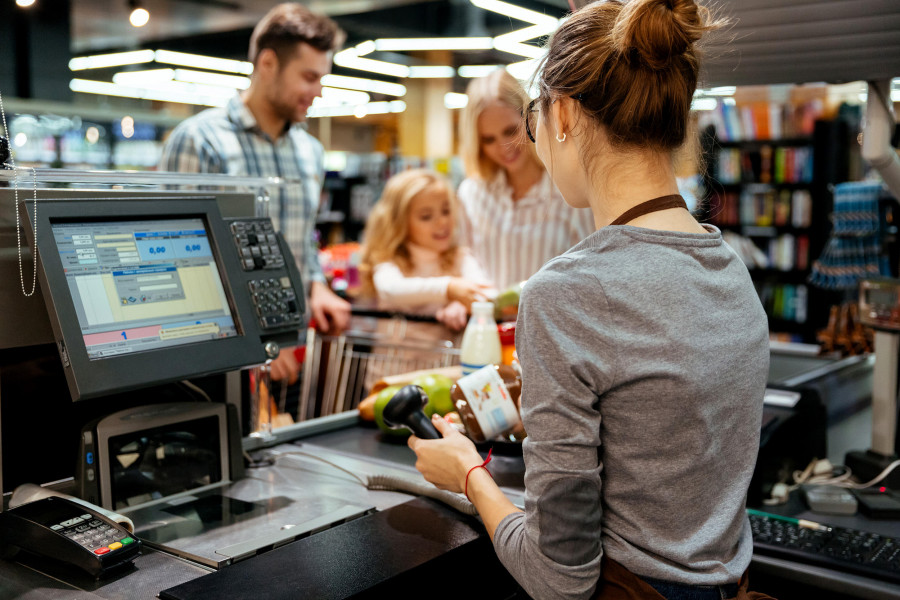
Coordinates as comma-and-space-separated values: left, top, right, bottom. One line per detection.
230, 219, 285, 271
249, 277, 303, 330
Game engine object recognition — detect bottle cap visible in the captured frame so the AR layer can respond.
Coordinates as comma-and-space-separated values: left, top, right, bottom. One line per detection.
497, 322, 516, 344
471, 301, 494, 316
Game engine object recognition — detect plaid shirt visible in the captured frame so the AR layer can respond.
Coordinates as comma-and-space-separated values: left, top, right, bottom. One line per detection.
160, 95, 325, 287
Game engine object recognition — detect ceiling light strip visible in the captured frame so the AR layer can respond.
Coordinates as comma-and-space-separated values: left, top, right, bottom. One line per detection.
374, 37, 494, 52
154, 50, 253, 75
407, 66, 456, 78
320, 74, 406, 97
470, 0, 558, 28
70, 79, 227, 107
69, 50, 156, 71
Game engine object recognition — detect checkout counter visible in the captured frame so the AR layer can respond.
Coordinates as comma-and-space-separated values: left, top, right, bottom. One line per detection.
1, 340, 896, 599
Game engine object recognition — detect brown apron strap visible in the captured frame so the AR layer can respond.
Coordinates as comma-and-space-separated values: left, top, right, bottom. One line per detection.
610, 194, 688, 226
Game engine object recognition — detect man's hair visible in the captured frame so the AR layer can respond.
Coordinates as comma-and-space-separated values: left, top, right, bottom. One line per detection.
249, 3, 345, 66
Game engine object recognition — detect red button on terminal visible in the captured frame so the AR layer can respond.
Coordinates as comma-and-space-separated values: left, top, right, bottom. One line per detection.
93, 547, 110, 555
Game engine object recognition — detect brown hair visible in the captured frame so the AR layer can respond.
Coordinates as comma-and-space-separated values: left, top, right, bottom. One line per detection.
538, 0, 722, 153
249, 3, 345, 67
358, 169, 460, 299
459, 69, 541, 180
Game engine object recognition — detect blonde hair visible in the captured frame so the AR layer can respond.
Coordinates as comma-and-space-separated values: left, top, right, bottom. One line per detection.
459, 69, 541, 180
537, 0, 722, 155
359, 169, 460, 298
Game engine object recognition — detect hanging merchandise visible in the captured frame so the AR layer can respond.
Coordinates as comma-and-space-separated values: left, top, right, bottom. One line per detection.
808, 181, 891, 290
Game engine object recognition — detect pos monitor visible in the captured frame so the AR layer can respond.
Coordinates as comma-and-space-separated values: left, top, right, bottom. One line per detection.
24, 196, 280, 401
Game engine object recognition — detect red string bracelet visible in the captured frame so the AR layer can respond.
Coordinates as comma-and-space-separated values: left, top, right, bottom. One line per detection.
464, 447, 493, 502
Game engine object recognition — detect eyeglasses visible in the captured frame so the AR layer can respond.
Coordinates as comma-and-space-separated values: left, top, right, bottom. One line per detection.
524, 99, 537, 143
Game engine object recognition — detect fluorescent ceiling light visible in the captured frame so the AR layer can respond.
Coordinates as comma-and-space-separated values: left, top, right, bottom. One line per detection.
354, 40, 377, 56
154, 50, 253, 75
374, 37, 493, 52
444, 93, 469, 109
470, 0, 558, 28
307, 100, 406, 119
321, 74, 406, 97
707, 86, 736, 96
494, 24, 553, 59
69, 50, 155, 71
173, 69, 250, 90
70, 78, 229, 108
458, 65, 501, 78
113, 68, 175, 85
691, 98, 718, 111
334, 47, 410, 78
505, 58, 540, 82
319, 87, 371, 105
407, 66, 455, 78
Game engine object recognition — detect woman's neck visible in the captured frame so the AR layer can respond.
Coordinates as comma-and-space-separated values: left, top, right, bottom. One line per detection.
588, 150, 700, 232
504, 158, 543, 201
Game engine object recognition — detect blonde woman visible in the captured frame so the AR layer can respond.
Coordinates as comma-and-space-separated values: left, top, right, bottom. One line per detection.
359, 169, 493, 332
457, 69, 594, 291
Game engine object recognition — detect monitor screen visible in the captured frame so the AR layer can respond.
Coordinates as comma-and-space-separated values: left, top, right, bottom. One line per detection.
27, 197, 268, 400
50, 217, 238, 360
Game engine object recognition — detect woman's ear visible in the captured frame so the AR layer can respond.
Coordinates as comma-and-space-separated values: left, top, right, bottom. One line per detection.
549, 97, 577, 140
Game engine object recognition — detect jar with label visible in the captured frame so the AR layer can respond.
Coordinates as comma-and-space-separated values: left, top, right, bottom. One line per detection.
497, 322, 516, 366
459, 301, 502, 376
450, 364, 523, 443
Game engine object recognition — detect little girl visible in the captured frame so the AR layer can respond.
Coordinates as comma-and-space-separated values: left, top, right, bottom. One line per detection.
359, 169, 493, 332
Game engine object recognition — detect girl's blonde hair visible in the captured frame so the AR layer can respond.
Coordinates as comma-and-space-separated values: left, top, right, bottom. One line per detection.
358, 169, 460, 298
459, 69, 541, 180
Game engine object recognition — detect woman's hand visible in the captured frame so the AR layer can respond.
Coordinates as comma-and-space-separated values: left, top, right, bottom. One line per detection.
408, 415, 484, 493
447, 278, 492, 308
436, 300, 468, 331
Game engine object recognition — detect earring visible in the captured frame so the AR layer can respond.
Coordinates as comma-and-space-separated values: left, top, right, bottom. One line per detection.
556, 132, 566, 143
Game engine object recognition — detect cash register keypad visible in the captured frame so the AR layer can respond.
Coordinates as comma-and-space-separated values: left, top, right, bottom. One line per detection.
230, 219, 285, 272
55, 513, 136, 556
249, 277, 303, 330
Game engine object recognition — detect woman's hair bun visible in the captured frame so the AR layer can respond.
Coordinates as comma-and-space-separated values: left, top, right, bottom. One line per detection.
611, 0, 707, 70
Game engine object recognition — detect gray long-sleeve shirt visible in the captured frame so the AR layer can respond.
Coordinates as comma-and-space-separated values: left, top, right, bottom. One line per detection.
493, 224, 769, 600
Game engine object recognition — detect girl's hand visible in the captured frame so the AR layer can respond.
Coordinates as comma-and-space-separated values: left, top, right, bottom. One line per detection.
447, 278, 492, 308
436, 301, 468, 331
408, 415, 484, 493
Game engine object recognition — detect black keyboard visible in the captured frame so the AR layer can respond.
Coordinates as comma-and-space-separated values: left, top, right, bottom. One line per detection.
749, 509, 900, 585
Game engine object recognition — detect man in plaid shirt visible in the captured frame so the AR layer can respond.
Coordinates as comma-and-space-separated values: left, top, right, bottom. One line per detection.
161, 3, 351, 382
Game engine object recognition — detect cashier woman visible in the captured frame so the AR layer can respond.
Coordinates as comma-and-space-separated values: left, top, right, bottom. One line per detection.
409, 1, 772, 599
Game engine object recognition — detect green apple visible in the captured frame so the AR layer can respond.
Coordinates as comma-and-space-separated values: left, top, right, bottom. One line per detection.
373, 385, 410, 437
411, 373, 455, 417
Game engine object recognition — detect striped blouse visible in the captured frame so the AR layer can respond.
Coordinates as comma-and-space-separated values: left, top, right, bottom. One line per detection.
457, 170, 596, 290
159, 95, 326, 288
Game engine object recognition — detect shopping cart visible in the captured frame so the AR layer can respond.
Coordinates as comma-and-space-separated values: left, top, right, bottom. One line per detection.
298, 310, 461, 421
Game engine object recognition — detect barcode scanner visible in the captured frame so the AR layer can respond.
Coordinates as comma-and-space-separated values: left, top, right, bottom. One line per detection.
382, 385, 442, 439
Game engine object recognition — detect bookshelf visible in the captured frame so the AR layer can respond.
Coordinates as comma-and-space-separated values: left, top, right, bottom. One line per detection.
701, 116, 851, 343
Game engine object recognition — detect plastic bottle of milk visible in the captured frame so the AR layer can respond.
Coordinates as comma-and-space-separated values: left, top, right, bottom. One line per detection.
459, 301, 502, 376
